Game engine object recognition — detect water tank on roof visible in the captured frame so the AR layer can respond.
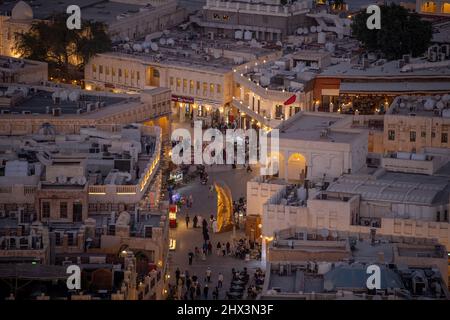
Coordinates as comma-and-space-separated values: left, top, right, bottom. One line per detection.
397, 152, 411, 160
325, 42, 335, 53
244, 31, 252, 41
297, 186, 307, 201
424, 98, 435, 110
318, 32, 326, 44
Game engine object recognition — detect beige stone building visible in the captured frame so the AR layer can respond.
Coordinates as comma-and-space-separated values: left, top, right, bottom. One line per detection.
384, 94, 450, 154
0, 0, 187, 57
85, 31, 278, 126
0, 84, 171, 138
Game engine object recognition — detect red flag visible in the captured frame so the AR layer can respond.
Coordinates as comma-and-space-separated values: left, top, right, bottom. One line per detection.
283, 94, 296, 106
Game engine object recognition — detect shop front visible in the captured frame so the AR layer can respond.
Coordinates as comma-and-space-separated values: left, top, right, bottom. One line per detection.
172, 95, 195, 122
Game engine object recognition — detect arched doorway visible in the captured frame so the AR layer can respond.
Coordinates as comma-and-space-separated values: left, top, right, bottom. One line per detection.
422, 1, 437, 12
287, 153, 307, 182
442, 2, 450, 13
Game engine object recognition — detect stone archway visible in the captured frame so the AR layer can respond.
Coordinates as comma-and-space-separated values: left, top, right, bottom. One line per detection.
287, 153, 307, 182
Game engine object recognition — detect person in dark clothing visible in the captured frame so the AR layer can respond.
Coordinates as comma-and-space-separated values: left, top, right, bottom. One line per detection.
185, 214, 190, 228
202, 218, 208, 230
175, 268, 180, 284
196, 284, 201, 298
203, 284, 209, 299
186, 277, 192, 290
193, 215, 198, 228
207, 241, 212, 255
226, 242, 231, 255
212, 286, 219, 300
188, 251, 194, 265
190, 285, 195, 300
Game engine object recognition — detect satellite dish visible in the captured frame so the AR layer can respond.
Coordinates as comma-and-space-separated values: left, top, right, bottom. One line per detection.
68, 91, 80, 102
159, 38, 166, 45
132, 44, 142, 52
213, 52, 221, 59
59, 91, 68, 101
151, 43, 159, 51
297, 28, 303, 35
316, 26, 322, 32
167, 38, 175, 46
320, 228, 329, 238
123, 43, 130, 50
310, 26, 317, 33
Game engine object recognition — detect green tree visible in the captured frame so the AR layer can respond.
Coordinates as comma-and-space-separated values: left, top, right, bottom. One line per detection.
351, 4, 432, 60
14, 14, 111, 81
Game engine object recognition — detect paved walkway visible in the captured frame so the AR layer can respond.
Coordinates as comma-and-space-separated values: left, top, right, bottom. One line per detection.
167, 164, 263, 300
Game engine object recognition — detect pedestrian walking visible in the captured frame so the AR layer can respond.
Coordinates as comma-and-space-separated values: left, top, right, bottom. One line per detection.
206, 267, 212, 283
175, 267, 180, 284
189, 285, 195, 300
212, 286, 219, 300
222, 247, 226, 256
188, 251, 194, 265
196, 283, 202, 298
218, 273, 223, 288
226, 242, 231, 255
193, 215, 198, 228
216, 242, 222, 256
203, 284, 209, 300
185, 214, 190, 228
207, 241, 212, 255
195, 247, 200, 259
186, 277, 191, 290
201, 250, 206, 261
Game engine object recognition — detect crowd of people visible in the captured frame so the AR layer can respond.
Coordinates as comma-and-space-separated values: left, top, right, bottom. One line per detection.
167, 267, 226, 300
167, 266, 265, 300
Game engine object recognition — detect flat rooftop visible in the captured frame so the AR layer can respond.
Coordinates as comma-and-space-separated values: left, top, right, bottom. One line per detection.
319, 57, 450, 79
0, 85, 132, 115
107, 27, 276, 73
387, 94, 450, 117
327, 170, 450, 205
277, 112, 360, 143
0, 0, 150, 24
